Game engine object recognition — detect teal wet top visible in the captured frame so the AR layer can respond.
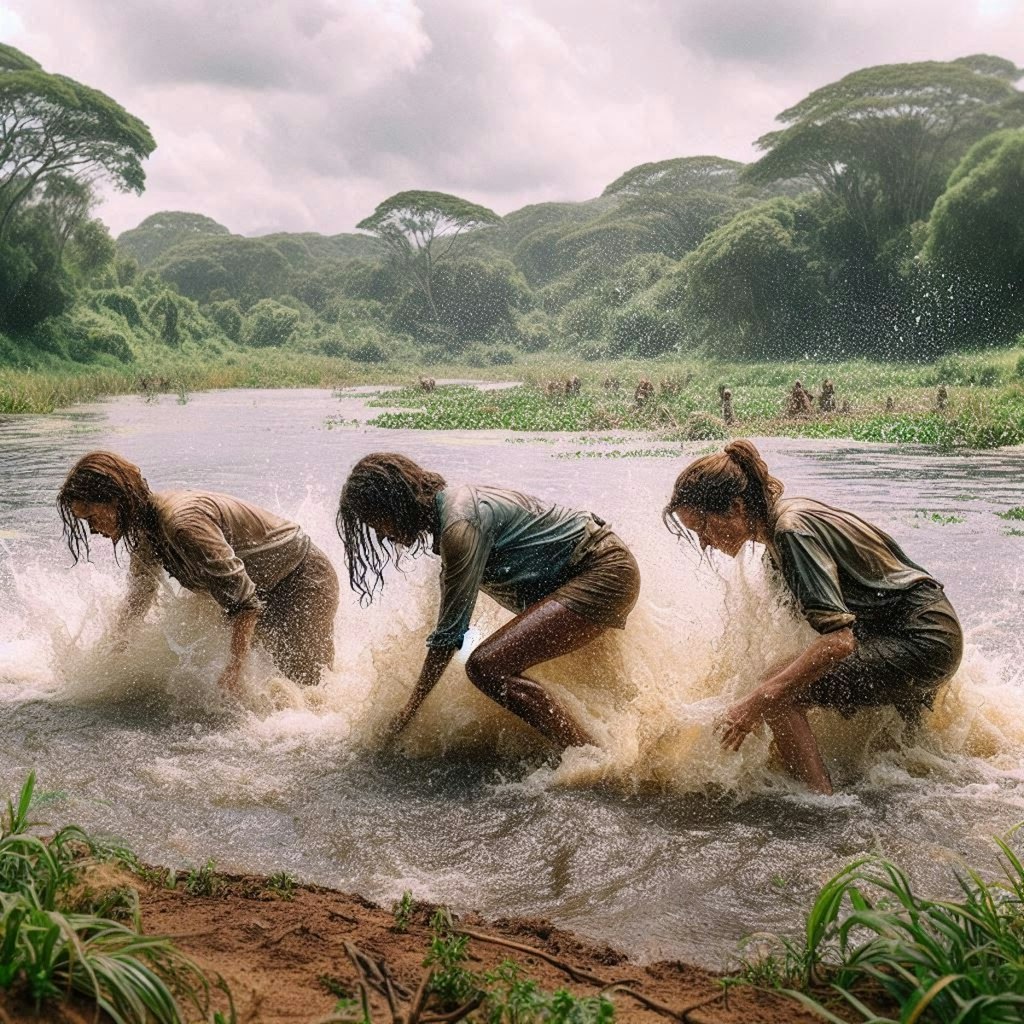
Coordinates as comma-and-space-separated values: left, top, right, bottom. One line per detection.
765, 497, 936, 635
426, 484, 607, 649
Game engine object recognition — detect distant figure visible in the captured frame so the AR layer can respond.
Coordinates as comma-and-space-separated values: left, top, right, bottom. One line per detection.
58, 451, 340, 692
634, 379, 655, 407
840, 399, 852, 415
418, 377, 436, 393
936, 385, 948, 411
785, 380, 814, 418
819, 380, 836, 413
885, 396, 895, 413
336, 453, 641, 749
565, 376, 582, 397
664, 440, 962, 795
720, 386, 736, 425
603, 377, 622, 394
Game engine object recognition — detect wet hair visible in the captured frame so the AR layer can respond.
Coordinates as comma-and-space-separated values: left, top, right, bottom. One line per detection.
663, 439, 784, 539
57, 451, 154, 563
336, 452, 446, 603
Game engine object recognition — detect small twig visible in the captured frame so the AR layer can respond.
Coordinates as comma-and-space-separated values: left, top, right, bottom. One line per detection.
266, 922, 307, 945
456, 927, 609, 986
679, 991, 727, 1022
420, 993, 485, 1024
405, 969, 434, 1024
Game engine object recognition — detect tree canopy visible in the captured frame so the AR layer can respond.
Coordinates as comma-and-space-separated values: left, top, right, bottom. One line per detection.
747, 56, 1024, 242
0, 43, 155, 243
357, 190, 501, 319
116, 211, 230, 266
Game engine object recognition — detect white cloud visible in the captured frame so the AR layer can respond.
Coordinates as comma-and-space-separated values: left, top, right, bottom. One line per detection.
4, 0, 1022, 236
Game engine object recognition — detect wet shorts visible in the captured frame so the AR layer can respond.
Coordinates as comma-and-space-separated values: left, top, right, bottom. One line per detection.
803, 582, 963, 720
256, 542, 340, 686
548, 531, 641, 630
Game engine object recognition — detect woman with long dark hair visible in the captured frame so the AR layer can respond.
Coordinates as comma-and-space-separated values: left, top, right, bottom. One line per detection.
59, 451, 339, 692
664, 440, 962, 794
337, 452, 641, 748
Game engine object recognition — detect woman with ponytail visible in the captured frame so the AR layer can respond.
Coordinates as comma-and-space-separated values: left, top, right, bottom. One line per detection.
59, 451, 339, 692
664, 440, 962, 794
337, 452, 641, 749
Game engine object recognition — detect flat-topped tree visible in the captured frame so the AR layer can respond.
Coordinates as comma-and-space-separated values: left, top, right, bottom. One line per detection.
357, 190, 501, 320
0, 43, 155, 244
602, 156, 750, 258
745, 55, 1024, 244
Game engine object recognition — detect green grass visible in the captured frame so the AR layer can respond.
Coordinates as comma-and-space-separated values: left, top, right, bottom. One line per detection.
733, 828, 1024, 1023
0, 772, 217, 1023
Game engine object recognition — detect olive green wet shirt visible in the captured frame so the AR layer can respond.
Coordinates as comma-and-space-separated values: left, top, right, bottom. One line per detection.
764, 497, 936, 635
426, 484, 608, 649
127, 490, 310, 615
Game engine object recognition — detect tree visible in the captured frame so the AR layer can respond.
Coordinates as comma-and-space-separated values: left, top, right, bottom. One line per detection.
681, 199, 826, 359
923, 128, 1024, 338
602, 156, 752, 258
357, 190, 501, 320
244, 298, 300, 347
747, 56, 1024, 245
152, 235, 289, 305
0, 43, 155, 244
116, 210, 229, 266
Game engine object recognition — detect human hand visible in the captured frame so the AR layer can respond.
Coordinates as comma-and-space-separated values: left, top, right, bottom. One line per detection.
717, 693, 767, 752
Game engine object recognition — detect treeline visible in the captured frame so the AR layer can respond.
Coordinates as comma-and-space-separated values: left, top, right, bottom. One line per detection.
2, 43, 1023, 372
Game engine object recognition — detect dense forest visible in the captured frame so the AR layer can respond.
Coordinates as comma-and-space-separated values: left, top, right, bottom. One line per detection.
2, 41, 1023, 374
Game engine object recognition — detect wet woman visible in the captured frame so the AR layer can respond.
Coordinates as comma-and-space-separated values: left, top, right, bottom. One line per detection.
336, 452, 641, 748
59, 451, 340, 692
664, 440, 962, 795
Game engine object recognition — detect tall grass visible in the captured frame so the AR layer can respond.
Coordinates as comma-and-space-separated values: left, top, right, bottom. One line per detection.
739, 829, 1024, 1023
0, 772, 216, 1023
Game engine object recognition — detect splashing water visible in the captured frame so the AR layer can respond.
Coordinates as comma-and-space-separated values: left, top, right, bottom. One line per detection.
0, 388, 1021, 964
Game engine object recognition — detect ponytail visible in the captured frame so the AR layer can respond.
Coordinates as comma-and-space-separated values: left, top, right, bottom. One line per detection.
663, 438, 783, 534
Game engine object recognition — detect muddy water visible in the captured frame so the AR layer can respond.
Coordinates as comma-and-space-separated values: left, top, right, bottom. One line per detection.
0, 387, 1022, 966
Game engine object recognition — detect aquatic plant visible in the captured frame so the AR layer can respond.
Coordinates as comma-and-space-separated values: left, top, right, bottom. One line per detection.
914, 510, 965, 525
996, 507, 1024, 521
0, 772, 216, 1023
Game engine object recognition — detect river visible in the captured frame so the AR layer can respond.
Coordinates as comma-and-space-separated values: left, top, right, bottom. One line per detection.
0, 386, 1021, 966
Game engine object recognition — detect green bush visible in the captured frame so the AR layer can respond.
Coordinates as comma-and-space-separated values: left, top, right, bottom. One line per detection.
348, 338, 388, 363
244, 298, 301, 348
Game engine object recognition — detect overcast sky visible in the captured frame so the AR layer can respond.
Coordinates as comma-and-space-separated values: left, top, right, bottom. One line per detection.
2, 0, 1022, 238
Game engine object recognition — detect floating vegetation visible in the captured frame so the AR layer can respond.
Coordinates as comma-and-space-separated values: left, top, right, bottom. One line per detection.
996, 507, 1024, 521
914, 510, 965, 525
554, 448, 682, 460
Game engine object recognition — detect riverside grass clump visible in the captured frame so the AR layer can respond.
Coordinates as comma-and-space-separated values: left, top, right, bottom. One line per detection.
733, 829, 1024, 1023
0, 772, 218, 1023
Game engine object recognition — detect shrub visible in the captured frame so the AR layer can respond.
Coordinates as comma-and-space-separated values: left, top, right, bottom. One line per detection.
348, 338, 388, 363
244, 298, 301, 348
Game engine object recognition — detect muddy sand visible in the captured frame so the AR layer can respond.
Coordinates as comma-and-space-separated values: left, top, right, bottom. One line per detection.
1, 865, 823, 1024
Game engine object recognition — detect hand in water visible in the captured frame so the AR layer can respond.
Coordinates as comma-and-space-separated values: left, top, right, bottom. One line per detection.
718, 693, 766, 752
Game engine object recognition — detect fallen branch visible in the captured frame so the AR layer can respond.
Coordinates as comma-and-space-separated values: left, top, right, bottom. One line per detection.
456, 927, 610, 986
420, 993, 484, 1024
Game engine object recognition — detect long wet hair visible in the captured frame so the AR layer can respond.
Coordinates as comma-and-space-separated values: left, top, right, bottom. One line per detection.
57, 451, 155, 563
336, 452, 446, 604
663, 439, 784, 542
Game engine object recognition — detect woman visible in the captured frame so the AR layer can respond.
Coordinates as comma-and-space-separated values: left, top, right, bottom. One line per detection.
664, 440, 962, 795
336, 453, 641, 748
58, 451, 339, 692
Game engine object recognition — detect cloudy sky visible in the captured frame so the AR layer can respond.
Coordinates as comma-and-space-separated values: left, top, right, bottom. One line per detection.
2, 0, 1022, 238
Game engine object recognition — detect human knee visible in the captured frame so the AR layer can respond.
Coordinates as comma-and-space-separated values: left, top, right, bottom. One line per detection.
465, 648, 506, 698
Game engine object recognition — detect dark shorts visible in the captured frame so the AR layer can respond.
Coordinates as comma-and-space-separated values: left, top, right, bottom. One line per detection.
256, 542, 340, 686
803, 582, 963, 720
548, 531, 641, 630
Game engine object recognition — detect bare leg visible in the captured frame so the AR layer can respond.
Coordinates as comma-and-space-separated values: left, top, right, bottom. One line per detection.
764, 705, 833, 795
465, 598, 607, 748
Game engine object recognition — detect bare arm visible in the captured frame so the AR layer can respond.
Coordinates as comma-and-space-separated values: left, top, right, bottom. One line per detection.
384, 646, 457, 743
720, 628, 857, 751
216, 608, 260, 695
107, 549, 160, 651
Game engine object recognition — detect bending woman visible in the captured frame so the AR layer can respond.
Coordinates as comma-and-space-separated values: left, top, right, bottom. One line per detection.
664, 440, 962, 795
336, 453, 641, 748
59, 451, 340, 692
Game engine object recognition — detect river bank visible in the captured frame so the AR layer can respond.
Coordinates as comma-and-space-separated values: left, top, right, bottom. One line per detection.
0, 858, 819, 1024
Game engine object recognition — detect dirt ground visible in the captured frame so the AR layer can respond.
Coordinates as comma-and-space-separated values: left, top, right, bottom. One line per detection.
0, 864, 827, 1024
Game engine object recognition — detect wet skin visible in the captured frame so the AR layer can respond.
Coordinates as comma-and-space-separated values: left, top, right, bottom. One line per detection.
70, 499, 121, 543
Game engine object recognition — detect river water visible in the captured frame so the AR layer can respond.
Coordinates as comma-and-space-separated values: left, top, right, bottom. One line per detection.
0, 387, 1022, 966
